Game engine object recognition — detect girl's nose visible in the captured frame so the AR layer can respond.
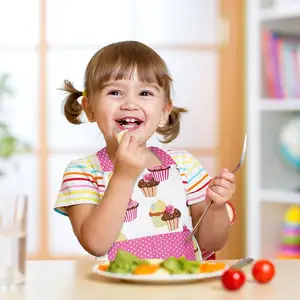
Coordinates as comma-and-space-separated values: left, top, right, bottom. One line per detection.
120, 98, 139, 111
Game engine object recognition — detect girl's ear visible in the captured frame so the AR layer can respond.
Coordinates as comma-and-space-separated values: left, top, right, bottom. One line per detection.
163, 99, 173, 118
159, 99, 173, 127
82, 97, 96, 122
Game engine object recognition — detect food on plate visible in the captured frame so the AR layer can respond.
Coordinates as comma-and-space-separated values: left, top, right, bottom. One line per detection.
133, 264, 160, 275
252, 259, 275, 283
221, 268, 246, 291
106, 249, 149, 274
99, 249, 226, 275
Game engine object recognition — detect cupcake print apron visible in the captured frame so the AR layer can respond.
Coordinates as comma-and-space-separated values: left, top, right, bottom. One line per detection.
97, 146, 204, 261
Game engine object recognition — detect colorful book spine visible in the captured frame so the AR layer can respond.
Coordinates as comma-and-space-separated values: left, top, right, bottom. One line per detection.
262, 30, 300, 99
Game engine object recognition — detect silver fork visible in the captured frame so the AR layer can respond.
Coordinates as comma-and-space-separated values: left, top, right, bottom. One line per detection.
214, 257, 254, 277
231, 257, 254, 269
186, 133, 248, 241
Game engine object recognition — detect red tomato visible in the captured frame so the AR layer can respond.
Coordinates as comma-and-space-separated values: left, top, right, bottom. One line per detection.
252, 260, 275, 284
221, 268, 246, 291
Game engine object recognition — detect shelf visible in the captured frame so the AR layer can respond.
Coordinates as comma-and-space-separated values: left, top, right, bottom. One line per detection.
260, 189, 300, 204
260, 7, 300, 21
260, 99, 300, 111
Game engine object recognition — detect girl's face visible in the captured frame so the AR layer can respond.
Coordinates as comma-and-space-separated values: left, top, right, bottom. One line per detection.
84, 71, 171, 145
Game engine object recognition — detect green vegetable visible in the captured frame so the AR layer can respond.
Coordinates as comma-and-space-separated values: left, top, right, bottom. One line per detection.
108, 250, 149, 274
107, 250, 201, 275
160, 256, 200, 274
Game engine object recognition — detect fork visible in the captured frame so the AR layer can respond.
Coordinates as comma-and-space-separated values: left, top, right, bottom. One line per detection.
186, 133, 248, 241
214, 257, 254, 278
230, 257, 254, 269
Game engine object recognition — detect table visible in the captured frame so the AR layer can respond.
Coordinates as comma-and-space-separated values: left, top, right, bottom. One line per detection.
1, 259, 299, 300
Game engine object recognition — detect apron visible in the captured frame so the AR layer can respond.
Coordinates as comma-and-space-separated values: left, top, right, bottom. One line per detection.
96, 146, 203, 261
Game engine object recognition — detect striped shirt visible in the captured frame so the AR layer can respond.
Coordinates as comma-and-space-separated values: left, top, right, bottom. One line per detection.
54, 149, 211, 216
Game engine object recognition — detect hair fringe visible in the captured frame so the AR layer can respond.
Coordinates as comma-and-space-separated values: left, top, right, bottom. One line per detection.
156, 106, 188, 143
59, 80, 83, 125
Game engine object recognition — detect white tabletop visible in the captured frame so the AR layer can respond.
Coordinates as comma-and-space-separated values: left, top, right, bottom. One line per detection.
1, 259, 299, 300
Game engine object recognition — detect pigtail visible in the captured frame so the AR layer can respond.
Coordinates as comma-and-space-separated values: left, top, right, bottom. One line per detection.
156, 106, 188, 143
60, 80, 83, 125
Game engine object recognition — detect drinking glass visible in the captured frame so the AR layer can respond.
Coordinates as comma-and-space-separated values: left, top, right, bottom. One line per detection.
0, 194, 28, 289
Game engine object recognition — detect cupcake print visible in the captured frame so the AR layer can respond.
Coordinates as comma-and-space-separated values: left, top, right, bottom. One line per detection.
138, 173, 159, 198
124, 200, 139, 222
149, 200, 166, 227
148, 165, 170, 182
161, 205, 181, 231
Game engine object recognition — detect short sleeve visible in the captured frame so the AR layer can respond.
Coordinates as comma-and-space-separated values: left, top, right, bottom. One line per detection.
185, 153, 212, 206
54, 157, 105, 216
170, 150, 212, 206
170, 150, 236, 225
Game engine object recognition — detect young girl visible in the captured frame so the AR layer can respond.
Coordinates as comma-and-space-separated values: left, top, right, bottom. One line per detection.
54, 41, 236, 261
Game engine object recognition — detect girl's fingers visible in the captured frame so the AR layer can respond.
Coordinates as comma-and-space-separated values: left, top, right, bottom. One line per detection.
210, 185, 230, 199
211, 178, 232, 191
118, 131, 131, 150
206, 188, 226, 204
215, 169, 236, 184
127, 135, 139, 152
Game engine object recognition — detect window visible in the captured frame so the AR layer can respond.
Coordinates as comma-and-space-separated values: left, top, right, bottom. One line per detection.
0, 0, 219, 258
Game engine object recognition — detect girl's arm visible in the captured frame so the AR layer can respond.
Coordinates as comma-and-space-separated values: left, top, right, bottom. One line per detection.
190, 168, 236, 253
191, 201, 230, 252
67, 173, 134, 257
66, 133, 148, 257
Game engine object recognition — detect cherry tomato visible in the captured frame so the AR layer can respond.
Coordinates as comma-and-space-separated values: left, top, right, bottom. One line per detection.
221, 268, 246, 291
252, 260, 275, 284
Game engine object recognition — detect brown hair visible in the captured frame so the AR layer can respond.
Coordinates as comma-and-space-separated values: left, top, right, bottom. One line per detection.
60, 41, 187, 143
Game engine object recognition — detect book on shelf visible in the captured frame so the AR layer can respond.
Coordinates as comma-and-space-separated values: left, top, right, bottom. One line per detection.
262, 30, 300, 99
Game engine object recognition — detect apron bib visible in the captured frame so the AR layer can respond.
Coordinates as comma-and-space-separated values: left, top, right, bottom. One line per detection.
97, 146, 202, 261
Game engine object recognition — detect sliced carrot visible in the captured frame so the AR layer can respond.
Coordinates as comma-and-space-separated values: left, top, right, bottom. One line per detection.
200, 263, 208, 272
199, 262, 226, 273
98, 264, 109, 271
215, 262, 226, 270
133, 264, 159, 275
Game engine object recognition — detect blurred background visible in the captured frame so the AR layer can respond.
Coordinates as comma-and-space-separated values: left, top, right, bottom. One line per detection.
1, 0, 300, 261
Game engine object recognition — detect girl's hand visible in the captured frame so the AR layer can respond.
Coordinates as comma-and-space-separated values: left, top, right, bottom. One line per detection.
113, 131, 147, 180
206, 168, 236, 206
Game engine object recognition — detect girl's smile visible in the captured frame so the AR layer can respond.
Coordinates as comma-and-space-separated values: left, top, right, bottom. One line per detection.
114, 117, 144, 131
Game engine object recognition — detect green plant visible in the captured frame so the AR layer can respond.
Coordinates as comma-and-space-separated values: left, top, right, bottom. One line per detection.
0, 74, 30, 176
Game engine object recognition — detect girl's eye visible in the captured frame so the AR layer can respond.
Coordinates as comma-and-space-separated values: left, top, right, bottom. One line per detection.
107, 90, 122, 96
140, 91, 153, 96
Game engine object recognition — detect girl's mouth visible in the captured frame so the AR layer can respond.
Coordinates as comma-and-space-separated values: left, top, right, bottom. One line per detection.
115, 117, 143, 130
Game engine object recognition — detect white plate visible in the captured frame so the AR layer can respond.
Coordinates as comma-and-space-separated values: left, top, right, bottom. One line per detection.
92, 262, 230, 284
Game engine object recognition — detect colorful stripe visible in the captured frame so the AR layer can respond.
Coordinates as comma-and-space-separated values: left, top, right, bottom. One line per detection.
66, 165, 101, 174
282, 227, 300, 234
187, 193, 206, 204
59, 190, 99, 196
187, 168, 205, 184
169, 150, 211, 205
188, 179, 211, 195
54, 208, 68, 217
62, 178, 105, 188
60, 184, 99, 192
187, 174, 209, 192
281, 235, 300, 244
56, 197, 99, 204
280, 244, 300, 252
63, 171, 103, 181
